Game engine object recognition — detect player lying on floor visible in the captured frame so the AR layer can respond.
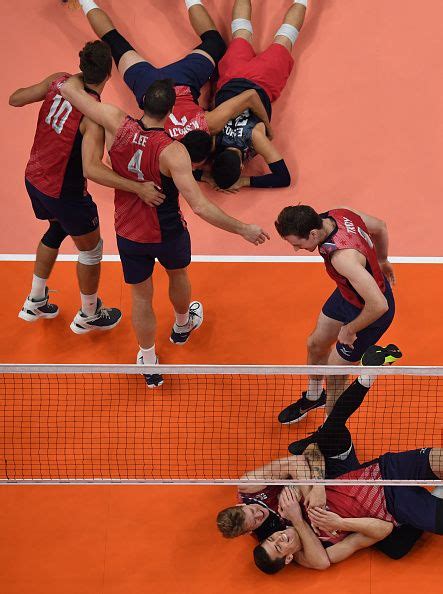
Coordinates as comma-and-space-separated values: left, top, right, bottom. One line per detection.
217, 345, 443, 573
200, 0, 308, 192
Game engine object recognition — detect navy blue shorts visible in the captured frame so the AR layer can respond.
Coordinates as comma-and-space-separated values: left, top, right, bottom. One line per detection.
124, 53, 215, 109
322, 278, 395, 362
380, 449, 441, 532
26, 179, 99, 237
117, 230, 192, 284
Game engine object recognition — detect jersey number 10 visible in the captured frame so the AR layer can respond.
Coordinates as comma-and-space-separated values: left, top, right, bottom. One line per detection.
45, 94, 72, 135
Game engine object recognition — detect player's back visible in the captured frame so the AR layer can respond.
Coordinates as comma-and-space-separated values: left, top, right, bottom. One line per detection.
25, 74, 90, 199
164, 86, 210, 140
109, 116, 186, 244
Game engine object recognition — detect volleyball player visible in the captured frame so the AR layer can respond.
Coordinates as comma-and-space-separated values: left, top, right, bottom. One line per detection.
206, 0, 307, 191
275, 205, 396, 427
73, 0, 272, 165
60, 75, 269, 386
10, 41, 162, 333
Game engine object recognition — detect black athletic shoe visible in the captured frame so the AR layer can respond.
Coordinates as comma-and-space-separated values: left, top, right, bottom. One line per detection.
278, 389, 327, 425
288, 429, 322, 455
136, 351, 164, 389
70, 298, 122, 334
170, 301, 203, 345
361, 344, 402, 366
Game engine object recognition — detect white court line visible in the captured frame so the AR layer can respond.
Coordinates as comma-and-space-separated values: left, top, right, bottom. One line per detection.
0, 254, 442, 264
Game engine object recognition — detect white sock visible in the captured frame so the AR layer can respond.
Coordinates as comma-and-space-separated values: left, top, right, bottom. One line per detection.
140, 344, 157, 365
294, 0, 308, 6
432, 486, 443, 499
306, 379, 323, 401
79, 0, 99, 15
357, 375, 376, 389
30, 274, 47, 301
185, 0, 203, 9
175, 310, 190, 327
81, 292, 98, 316
275, 23, 299, 45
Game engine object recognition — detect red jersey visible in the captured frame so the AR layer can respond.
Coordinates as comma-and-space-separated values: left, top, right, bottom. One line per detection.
317, 463, 398, 544
25, 74, 98, 199
318, 208, 386, 308
164, 86, 210, 140
109, 116, 186, 243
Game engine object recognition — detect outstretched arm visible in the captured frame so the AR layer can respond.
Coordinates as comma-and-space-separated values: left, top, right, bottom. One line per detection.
60, 74, 125, 136
239, 455, 312, 493
9, 72, 67, 107
161, 142, 269, 245
206, 90, 272, 137
81, 118, 165, 206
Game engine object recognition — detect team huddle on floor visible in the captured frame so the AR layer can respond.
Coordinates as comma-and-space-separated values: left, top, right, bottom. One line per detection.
9, 0, 441, 575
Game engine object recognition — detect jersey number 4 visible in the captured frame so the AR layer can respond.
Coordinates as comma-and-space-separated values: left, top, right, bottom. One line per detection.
128, 149, 145, 181
45, 94, 73, 135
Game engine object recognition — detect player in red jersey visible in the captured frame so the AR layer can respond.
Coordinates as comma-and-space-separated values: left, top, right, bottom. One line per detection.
217, 346, 443, 574
72, 0, 272, 166
60, 75, 269, 386
202, 0, 306, 192
274, 205, 396, 425
10, 41, 163, 333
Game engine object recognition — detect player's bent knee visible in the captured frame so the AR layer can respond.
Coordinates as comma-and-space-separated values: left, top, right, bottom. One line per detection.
195, 30, 226, 64
101, 29, 135, 67
231, 18, 253, 36
78, 238, 103, 266
41, 221, 68, 250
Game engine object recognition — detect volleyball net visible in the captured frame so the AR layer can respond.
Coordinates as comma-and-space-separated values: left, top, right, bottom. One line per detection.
1, 364, 442, 485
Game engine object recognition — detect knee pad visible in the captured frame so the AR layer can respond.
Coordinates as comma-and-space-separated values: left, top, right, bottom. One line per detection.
78, 238, 103, 266
195, 30, 227, 64
231, 18, 253, 36
41, 221, 68, 250
275, 24, 299, 45
101, 29, 135, 67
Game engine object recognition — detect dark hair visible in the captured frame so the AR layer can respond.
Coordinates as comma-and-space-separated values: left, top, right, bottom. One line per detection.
181, 130, 212, 164
275, 205, 323, 239
143, 79, 176, 120
212, 149, 242, 189
79, 41, 112, 85
253, 544, 286, 575
216, 506, 247, 538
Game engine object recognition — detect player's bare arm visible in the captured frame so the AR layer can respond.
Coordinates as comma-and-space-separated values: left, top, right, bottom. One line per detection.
81, 118, 165, 207
206, 89, 272, 137
278, 488, 331, 570
60, 74, 125, 137
160, 142, 270, 245
331, 249, 389, 346
335, 206, 395, 284
9, 72, 67, 107
238, 454, 311, 494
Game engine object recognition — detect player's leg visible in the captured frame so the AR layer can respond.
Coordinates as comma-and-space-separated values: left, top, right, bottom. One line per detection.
77, 1, 158, 109
70, 226, 122, 334
18, 221, 67, 322
277, 309, 341, 425
274, 1, 307, 53
232, 0, 253, 43
186, 0, 226, 66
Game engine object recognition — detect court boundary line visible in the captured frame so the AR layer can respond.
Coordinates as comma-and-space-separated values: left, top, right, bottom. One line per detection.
1, 255, 442, 264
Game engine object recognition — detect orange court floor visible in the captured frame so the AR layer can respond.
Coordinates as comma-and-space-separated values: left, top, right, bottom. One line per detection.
1, 0, 443, 593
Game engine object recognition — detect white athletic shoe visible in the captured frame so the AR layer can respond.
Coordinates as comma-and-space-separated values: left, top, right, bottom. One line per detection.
18, 287, 59, 322
170, 301, 204, 345
70, 298, 122, 334
136, 351, 164, 388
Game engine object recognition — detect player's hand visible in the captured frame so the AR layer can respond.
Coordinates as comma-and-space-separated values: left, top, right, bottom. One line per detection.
337, 324, 357, 348
303, 486, 327, 511
241, 225, 270, 245
379, 259, 396, 285
307, 508, 344, 533
278, 486, 303, 524
136, 182, 165, 207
